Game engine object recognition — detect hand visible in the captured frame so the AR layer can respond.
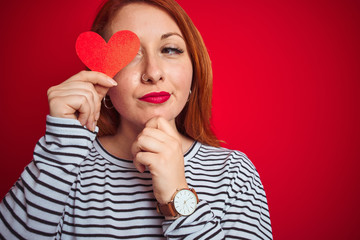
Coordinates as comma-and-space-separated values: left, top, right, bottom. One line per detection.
131, 117, 188, 204
47, 71, 117, 131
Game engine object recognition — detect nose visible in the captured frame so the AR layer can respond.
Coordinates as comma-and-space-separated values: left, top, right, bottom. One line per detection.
141, 54, 163, 84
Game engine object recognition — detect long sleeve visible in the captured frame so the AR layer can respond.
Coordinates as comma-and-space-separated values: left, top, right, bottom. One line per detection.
163, 149, 272, 240
219, 151, 272, 239
0, 116, 97, 240
163, 200, 225, 239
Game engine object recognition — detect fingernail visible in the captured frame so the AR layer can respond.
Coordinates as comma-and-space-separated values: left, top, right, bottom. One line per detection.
108, 78, 117, 86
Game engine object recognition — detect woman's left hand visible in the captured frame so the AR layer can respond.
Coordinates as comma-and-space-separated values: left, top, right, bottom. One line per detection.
131, 117, 188, 204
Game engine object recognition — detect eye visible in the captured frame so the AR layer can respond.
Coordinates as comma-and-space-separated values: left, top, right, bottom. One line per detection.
161, 47, 184, 55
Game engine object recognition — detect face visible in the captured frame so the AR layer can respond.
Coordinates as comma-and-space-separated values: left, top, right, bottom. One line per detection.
107, 3, 193, 130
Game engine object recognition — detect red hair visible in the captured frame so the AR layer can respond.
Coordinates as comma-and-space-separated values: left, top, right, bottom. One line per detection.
92, 0, 220, 147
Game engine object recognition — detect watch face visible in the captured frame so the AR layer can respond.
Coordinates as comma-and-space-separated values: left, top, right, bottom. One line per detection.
174, 189, 198, 216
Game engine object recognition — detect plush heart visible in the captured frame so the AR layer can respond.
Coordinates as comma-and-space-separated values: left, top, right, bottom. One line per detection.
75, 30, 140, 78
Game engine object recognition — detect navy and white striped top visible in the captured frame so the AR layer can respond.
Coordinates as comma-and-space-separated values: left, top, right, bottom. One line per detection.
0, 116, 272, 239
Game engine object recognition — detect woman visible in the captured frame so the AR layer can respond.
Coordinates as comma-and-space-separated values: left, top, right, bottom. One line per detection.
0, 0, 272, 239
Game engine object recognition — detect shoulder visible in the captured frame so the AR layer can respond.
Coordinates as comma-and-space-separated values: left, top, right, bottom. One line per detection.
193, 143, 255, 169
189, 142, 263, 186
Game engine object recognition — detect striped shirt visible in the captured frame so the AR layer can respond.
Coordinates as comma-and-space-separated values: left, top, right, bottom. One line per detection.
0, 116, 272, 239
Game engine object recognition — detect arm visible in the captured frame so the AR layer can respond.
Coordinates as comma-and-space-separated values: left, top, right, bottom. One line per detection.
0, 71, 116, 239
162, 151, 272, 240
162, 200, 224, 239
131, 117, 272, 239
0, 116, 97, 239
221, 152, 272, 239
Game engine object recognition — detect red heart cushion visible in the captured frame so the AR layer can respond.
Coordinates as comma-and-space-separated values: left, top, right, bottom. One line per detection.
76, 30, 140, 78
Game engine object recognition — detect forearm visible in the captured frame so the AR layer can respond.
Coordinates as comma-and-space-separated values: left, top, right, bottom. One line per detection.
163, 195, 271, 240
0, 116, 97, 239
163, 150, 272, 240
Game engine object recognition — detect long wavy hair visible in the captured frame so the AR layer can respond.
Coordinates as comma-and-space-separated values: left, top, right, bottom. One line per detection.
92, 0, 220, 147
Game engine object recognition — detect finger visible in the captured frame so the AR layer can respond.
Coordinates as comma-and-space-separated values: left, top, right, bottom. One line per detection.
131, 139, 141, 158
50, 95, 92, 126
145, 117, 160, 129
65, 70, 117, 90
72, 94, 96, 132
78, 103, 93, 129
54, 82, 103, 120
133, 157, 146, 173
131, 127, 168, 156
49, 83, 100, 109
133, 151, 158, 173
140, 127, 170, 144
146, 117, 180, 140
94, 85, 111, 100
51, 87, 98, 126
131, 141, 145, 173
62, 72, 114, 100
49, 86, 96, 131
135, 134, 164, 154
52, 81, 98, 95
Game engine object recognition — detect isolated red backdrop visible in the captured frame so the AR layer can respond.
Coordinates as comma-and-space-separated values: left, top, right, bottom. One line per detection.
0, 0, 359, 239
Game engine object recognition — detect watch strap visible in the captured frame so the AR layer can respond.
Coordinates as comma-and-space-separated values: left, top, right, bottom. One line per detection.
156, 201, 178, 217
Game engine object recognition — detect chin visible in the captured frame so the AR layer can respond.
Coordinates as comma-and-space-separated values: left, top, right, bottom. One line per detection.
118, 106, 181, 129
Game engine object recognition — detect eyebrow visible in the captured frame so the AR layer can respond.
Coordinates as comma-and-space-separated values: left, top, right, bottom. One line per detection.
161, 32, 184, 40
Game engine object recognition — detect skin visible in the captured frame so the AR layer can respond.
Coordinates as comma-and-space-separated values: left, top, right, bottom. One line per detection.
47, 3, 194, 208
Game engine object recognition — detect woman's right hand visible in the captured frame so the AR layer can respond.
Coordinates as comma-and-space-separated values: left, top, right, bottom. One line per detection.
47, 71, 117, 131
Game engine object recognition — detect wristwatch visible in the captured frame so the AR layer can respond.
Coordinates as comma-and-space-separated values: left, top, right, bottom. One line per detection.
156, 188, 199, 217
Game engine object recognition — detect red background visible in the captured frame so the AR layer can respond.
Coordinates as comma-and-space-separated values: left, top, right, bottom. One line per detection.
1, 0, 359, 239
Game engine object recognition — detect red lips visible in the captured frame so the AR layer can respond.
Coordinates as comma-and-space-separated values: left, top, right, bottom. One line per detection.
139, 91, 171, 104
